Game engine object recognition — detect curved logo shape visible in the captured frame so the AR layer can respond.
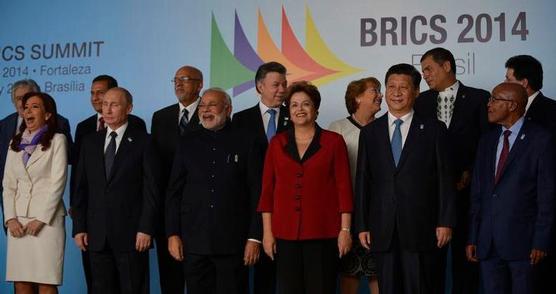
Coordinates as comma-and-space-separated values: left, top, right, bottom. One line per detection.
210, 6, 362, 96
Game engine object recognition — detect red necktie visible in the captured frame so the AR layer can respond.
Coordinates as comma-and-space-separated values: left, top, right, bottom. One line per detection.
495, 130, 511, 184
98, 117, 106, 131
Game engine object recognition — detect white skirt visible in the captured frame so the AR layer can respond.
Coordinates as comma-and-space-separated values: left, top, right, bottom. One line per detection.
5, 215, 65, 285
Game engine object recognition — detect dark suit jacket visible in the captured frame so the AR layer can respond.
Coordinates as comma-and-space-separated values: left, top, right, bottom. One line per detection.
469, 121, 555, 260
71, 126, 159, 252
355, 112, 457, 252
0, 112, 72, 211
525, 92, 556, 135
257, 126, 353, 240
414, 82, 490, 177
70, 113, 146, 207
232, 104, 290, 152
165, 122, 263, 255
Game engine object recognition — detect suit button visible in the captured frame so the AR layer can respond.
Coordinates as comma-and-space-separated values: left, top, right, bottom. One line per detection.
212, 160, 216, 164
295, 184, 302, 189
210, 189, 215, 193
212, 147, 216, 151
295, 195, 301, 200
296, 172, 303, 177
295, 207, 301, 212
210, 175, 215, 178
210, 204, 214, 208
492, 194, 497, 198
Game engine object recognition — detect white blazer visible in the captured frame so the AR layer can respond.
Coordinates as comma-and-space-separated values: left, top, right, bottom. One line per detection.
2, 133, 68, 225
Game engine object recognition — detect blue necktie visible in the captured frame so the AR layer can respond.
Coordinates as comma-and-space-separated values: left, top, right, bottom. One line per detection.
391, 119, 403, 166
266, 109, 277, 141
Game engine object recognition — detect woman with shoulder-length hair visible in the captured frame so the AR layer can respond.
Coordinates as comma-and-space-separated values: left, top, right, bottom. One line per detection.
329, 77, 383, 294
258, 81, 353, 294
3, 92, 68, 293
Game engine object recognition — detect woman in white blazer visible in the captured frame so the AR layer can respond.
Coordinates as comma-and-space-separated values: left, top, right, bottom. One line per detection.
3, 92, 67, 293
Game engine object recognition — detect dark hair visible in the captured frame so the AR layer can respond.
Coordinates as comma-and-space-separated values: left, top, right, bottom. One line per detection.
285, 81, 321, 110
10, 92, 59, 151
255, 62, 287, 93
420, 47, 456, 75
505, 55, 543, 91
92, 74, 118, 89
345, 77, 381, 114
385, 63, 421, 90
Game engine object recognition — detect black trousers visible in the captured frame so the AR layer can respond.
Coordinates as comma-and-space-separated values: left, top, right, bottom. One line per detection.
89, 246, 149, 294
480, 246, 533, 294
375, 237, 443, 294
82, 251, 93, 293
183, 253, 248, 294
154, 233, 185, 293
253, 253, 276, 294
275, 238, 338, 294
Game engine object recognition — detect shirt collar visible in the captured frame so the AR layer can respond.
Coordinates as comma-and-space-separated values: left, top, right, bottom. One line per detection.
438, 80, 459, 97
259, 101, 281, 116
503, 116, 524, 134
525, 91, 540, 112
106, 121, 128, 138
387, 109, 414, 125
180, 98, 200, 115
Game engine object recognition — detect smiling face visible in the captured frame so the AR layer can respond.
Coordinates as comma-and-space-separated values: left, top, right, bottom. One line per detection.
257, 72, 287, 108
198, 90, 231, 131
289, 91, 317, 127
23, 95, 52, 132
385, 74, 419, 117
355, 82, 382, 116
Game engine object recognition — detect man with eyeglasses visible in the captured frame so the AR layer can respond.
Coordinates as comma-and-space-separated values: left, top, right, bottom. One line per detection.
415, 47, 490, 294
150, 65, 203, 293
166, 87, 263, 294
466, 82, 555, 294
505, 55, 556, 294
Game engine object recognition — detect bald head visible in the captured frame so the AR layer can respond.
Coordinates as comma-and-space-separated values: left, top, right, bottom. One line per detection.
488, 82, 527, 128
173, 65, 203, 106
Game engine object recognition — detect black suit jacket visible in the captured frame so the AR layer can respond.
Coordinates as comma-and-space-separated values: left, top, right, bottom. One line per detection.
0, 112, 72, 211
525, 92, 556, 135
70, 113, 146, 207
72, 126, 159, 252
165, 122, 263, 255
355, 112, 457, 252
232, 104, 290, 152
414, 82, 490, 177
469, 121, 554, 259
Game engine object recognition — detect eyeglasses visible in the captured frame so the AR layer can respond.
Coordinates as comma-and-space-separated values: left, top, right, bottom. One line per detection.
488, 96, 514, 103
172, 76, 201, 84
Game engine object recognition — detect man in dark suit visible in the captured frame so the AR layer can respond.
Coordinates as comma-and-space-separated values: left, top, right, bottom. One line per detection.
151, 65, 203, 293
415, 47, 490, 294
232, 61, 289, 294
466, 83, 554, 294
166, 88, 263, 294
71, 74, 146, 293
504, 55, 556, 294
72, 87, 159, 294
0, 79, 72, 223
355, 63, 456, 294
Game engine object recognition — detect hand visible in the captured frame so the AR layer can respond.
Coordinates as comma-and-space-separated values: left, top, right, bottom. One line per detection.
135, 232, 152, 252
243, 240, 261, 266
465, 244, 478, 262
359, 231, 371, 250
530, 249, 547, 265
74, 233, 89, 251
436, 227, 452, 248
338, 230, 352, 257
456, 170, 471, 191
6, 219, 25, 238
168, 235, 184, 261
23, 220, 46, 236
262, 233, 277, 261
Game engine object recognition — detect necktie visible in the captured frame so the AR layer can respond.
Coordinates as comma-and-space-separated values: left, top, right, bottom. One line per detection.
266, 109, 277, 142
98, 117, 105, 131
391, 119, 403, 166
495, 130, 511, 184
105, 131, 117, 178
179, 108, 189, 135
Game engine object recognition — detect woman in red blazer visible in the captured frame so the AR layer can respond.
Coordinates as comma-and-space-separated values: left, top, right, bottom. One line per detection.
258, 81, 353, 294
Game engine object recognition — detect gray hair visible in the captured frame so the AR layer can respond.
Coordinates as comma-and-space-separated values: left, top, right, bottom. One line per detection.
11, 79, 41, 102
201, 87, 232, 107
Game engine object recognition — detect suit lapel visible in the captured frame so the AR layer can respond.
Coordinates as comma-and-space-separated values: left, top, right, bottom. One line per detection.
25, 146, 46, 168
495, 123, 529, 184
449, 84, 467, 130
277, 105, 290, 132
487, 128, 501, 185
396, 115, 421, 170
375, 115, 396, 170
107, 128, 134, 181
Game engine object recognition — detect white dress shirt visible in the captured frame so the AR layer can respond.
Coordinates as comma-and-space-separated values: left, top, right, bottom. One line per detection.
178, 98, 200, 124
387, 110, 414, 148
258, 101, 281, 133
104, 122, 128, 153
525, 91, 540, 113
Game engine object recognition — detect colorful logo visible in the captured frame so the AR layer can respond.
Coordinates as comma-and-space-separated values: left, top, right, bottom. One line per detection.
210, 6, 362, 96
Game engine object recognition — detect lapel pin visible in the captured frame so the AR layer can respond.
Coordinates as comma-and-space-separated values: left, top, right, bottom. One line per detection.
520, 134, 525, 140
128, 137, 133, 142
234, 154, 239, 162
420, 124, 424, 130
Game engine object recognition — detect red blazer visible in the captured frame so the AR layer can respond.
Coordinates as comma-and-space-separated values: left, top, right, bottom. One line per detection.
257, 126, 353, 240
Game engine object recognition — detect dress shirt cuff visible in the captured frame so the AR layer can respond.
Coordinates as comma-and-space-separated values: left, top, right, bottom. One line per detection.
247, 238, 261, 244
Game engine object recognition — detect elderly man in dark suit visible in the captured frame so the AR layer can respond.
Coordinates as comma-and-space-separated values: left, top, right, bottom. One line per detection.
166, 87, 263, 294
466, 83, 555, 294
232, 61, 290, 294
72, 87, 159, 294
150, 65, 203, 293
355, 63, 456, 294
70, 74, 146, 293
504, 55, 556, 294
415, 47, 490, 293
0, 79, 72, 225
